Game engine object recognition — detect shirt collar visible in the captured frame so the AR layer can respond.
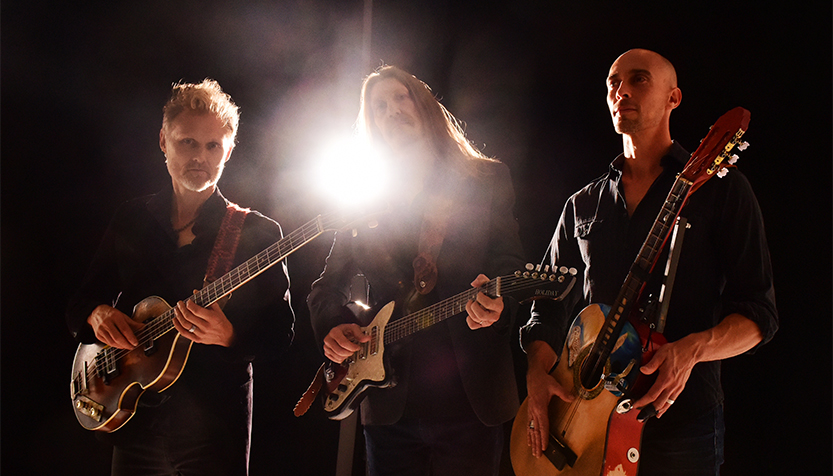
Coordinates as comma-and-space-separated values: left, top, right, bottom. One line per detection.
607, 140, 690, 180
147, 184, 229, 240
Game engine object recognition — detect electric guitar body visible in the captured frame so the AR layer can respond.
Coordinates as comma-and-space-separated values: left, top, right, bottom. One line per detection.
71, 296, 192, 432
308, 266, 578, 420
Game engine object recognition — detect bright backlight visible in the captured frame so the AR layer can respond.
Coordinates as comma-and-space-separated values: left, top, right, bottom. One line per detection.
312, 137, 390, 209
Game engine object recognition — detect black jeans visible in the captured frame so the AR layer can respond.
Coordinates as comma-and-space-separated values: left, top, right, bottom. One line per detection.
107, 392, 250, 476
638, 405, 725, 476
364, 416, 504, 476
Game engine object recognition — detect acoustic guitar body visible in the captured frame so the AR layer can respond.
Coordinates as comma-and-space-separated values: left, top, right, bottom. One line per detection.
511, 303, 645, 476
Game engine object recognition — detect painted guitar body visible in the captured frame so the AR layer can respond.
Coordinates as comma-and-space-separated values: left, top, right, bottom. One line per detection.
510, 303, 649, 476
510, 107, 751, 475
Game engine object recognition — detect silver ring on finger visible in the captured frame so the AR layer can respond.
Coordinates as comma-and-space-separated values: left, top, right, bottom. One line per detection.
188, 324, 196, 333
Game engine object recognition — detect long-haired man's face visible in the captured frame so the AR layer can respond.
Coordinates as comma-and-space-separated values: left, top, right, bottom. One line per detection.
160, 110, 234, 193
369, 78, 425, 152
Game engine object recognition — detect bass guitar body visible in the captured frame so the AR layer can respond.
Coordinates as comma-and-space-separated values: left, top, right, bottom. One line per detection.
511, 303, 658, 476
70, 296, 193, 432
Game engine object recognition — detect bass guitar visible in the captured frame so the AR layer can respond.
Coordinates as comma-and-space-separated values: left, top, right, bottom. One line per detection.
509, 107, 751, 476
297, 264, 578, 420
70, 212, 371, 432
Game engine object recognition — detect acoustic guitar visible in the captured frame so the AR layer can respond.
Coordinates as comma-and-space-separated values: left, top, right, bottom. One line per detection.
510, 107, 751, 476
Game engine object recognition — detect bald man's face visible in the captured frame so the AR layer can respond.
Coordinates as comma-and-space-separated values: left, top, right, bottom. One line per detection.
606, 50, 680, 135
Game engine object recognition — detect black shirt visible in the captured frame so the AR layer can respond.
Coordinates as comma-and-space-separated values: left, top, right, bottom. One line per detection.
522, 141, 778, 427
66, 186, 294, 444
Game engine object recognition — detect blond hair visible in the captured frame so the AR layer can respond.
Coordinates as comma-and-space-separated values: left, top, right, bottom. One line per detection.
162, 79, 240, 144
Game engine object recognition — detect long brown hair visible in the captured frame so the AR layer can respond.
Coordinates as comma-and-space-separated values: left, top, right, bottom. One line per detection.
356, 66, 494, 174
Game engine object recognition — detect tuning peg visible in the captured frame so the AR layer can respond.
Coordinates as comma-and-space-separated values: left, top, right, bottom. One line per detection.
525, 263, 534, 271
717, 167, 729, 178
728, 154, 739, 165
569, 267, 578, 276
559, 266, 568, 275
737, 141, 750, 151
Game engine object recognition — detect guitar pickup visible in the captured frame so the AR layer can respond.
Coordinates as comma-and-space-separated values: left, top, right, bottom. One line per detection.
95, 348, 120, 384
71, 361, 90, 397
144, 338, 157, 356
74, 395, 104, 422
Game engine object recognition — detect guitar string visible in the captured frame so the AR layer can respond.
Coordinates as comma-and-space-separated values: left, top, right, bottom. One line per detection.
583, 179, 691, 381
559, 396, 582, 439
382, 272, 571, 345
79, 215, 344, 383
557, 154, 716, 437
384, 276, 561, 341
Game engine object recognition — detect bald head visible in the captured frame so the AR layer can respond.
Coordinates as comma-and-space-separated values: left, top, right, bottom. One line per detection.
606, 49, 682, 135
610, 49, 678, 90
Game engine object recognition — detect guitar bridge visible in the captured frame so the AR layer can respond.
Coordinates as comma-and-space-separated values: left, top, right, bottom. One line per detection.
545, 433, 578, 470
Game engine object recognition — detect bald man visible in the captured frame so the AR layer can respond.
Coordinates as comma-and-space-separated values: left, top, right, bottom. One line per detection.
519, 49, 778, 475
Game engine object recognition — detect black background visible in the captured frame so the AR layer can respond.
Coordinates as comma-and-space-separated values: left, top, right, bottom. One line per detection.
2, 1, 830, 475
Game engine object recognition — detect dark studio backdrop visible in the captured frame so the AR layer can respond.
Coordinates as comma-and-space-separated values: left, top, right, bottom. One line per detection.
2, 1, 830, 475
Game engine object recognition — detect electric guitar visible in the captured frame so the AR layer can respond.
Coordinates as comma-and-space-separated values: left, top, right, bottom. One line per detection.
70, 212, 373, 432
300, 264, 578, 421
509, 107, 751, 476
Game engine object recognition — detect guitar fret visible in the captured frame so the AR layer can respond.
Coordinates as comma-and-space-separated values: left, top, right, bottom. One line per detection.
74, 213, 344, 424
384, 281, 504, 345
585, 177, 695, 379
120, 215, 329, 355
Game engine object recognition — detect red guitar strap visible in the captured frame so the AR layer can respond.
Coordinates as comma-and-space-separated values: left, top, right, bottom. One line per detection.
413, 195, 453, 295
204, 202, 250, 306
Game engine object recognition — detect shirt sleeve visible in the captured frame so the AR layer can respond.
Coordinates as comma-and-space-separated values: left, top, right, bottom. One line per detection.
520, 196, 586, 355
65, 205, 130, 344
218, 213, 296, 363
714, 171, 779, 351
306, 229, 361, 347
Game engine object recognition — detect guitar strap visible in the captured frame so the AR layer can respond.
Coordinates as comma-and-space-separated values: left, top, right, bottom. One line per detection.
412, 194, 453, 295
203, 202, 250, 308
294, 363, 327, 417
